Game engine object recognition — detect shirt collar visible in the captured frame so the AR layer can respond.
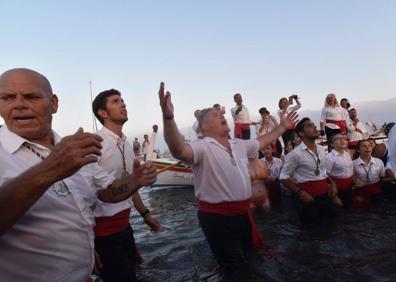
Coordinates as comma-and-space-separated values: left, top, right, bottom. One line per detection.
331, 149, 343, 157
99, 126, 127, 143
357, 156, 374, 166
204, 136, 237, 149
0, 125, 61, 154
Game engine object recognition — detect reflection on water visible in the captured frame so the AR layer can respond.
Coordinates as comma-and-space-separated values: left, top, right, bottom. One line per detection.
132, 187, 396, 281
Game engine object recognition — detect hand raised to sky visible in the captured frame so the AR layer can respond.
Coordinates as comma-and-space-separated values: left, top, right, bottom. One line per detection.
158, 82, 174, 119
280, 111, 299, 130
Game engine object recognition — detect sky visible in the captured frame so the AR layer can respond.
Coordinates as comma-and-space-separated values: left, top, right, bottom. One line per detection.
1, 0, 395, 143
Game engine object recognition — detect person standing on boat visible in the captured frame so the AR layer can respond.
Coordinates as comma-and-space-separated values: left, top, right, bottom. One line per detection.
280, 118, 342, 226
325, 134, 355, 208
158, 82, 297, 273
0, 68, 157, 282
142, 134, 150, 161
278, 94, 301, 146
92, 89, 161, 281
133, 137, 141, 157
231, 93, 251, 139
320, 94, 347, 151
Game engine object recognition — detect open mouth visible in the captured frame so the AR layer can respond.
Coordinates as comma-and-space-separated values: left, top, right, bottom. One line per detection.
14, 116, 35, 122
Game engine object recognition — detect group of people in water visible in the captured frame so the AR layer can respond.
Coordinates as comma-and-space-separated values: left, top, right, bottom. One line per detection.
0, 67, 395, 281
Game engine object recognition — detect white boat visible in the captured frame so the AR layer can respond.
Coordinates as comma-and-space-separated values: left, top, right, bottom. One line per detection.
152, 158, 194, 188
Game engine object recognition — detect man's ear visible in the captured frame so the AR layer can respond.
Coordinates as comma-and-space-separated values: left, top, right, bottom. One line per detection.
98, 109, 108, 120
51, 94, 59, 114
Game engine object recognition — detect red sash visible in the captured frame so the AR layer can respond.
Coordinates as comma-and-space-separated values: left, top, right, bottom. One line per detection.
332, 176, 353, 191
326, 119, 347, 134
198, 199, 263, 248
94, 208, 131, 237
234, 123, 250, 139
361, 182, 382, 197
297, 179, 328, 197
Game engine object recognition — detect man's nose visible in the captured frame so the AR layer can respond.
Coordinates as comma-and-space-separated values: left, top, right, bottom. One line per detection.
14, 95, 28, 109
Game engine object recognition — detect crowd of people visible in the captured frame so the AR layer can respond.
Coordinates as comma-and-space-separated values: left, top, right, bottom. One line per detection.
0, 67, 395, 281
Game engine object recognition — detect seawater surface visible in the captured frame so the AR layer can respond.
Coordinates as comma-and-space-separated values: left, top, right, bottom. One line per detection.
130, 187, 396, 281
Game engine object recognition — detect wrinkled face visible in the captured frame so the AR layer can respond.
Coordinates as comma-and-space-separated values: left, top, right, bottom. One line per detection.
201, 109, 230, 136
0, 70, 58, 140
263, 145, 273, 157
234, 94, 242, 105
332, 134, 348, 150
261, 113, 270, 123
279, 98, 289, 109
358, 140, 372, 157
349, 109, 357, 120
101, 95, 128, 125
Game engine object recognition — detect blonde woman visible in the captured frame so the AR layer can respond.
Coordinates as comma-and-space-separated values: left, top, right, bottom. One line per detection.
320, 93, 347, 151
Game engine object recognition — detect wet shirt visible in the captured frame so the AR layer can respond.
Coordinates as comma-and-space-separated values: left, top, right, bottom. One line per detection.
353, 157, 385, 185
92, 126, 135, 217
188, 137, 259, 203
325, 150, 354, 178
0, 126, 113, 282
279, 142, 327, 183
231, 105, 250, 124
320, 106, 346, 129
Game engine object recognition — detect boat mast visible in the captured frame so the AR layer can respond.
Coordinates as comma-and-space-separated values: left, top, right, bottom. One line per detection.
90, 80, 98, 132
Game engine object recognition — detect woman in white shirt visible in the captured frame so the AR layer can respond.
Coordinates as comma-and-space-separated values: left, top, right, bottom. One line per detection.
320, 93, 347, 151
278, 95, 301, 146
255, 107, 282, 158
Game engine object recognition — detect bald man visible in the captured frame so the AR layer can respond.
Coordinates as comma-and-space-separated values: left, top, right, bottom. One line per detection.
0, 68, 157, 281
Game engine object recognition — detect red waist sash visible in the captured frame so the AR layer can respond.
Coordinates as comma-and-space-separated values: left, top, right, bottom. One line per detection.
234, 123, 250, 139
94, 208, 131, 237
198, 199, 263, 248
326, 119, 347, 134
332, 176, 353, 191
361, 182, 382, 196
297, 179, 329, 197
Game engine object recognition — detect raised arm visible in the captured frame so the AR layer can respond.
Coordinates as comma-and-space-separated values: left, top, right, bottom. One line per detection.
0, 129, 102, 235
159, 82, 193, 163
257, 111, 298, 150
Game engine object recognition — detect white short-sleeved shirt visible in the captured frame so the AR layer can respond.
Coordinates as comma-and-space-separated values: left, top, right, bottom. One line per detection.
92, 127, 135, 217
388, 126, 396, 174
320, 106, 346, 129
325, 149, 354, 178
279, 142, 327, 183
231, 105, 250, 124
353, 157, 385, 185
277, 104, 301, 119
261, 157, 283, 179
0, 126, 113, 282
347, 119, 368, 143
188, 137, 259, 203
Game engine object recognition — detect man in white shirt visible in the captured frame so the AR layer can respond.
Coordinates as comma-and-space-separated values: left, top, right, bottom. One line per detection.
158, 82, 297, 274
280, 118, 341, 225
347, 108, 368, 149
230, 93, 251, 139
0, 68, 157, 282
92, 89, 161, 281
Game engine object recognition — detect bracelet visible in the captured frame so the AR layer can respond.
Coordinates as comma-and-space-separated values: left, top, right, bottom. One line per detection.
140, 209, 150, 218
164, 115, 174, 120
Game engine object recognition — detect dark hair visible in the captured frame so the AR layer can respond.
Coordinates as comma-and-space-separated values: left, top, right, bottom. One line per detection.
278, 97, 288, 108
233, 93, 241, 99
92, 89, 121, 125
295, 117, 311, 134
348, 108, 356, 113
259, 107, 270, 115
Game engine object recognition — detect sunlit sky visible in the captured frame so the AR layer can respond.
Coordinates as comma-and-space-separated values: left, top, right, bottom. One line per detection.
1, 0, 395, 142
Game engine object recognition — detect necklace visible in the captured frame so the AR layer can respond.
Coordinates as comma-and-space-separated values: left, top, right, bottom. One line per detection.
116, 140, 129, 177
24, 143, 70, 197
361, 161, 373, 182
305, 148, 321, 176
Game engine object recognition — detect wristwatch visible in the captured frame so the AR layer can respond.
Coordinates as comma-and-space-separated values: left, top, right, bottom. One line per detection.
140, 209, 150, 218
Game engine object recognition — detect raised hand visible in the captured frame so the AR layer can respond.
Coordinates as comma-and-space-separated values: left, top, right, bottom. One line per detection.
280, 111, 298, 130
131, 159, 158, 187
158, 82, 174, 119
45, 128, 102, 182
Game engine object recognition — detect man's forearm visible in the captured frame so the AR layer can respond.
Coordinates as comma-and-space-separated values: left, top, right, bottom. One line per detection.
163, 117, 187, 159
258, 125, 286, 150
97, 176, 140, 203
